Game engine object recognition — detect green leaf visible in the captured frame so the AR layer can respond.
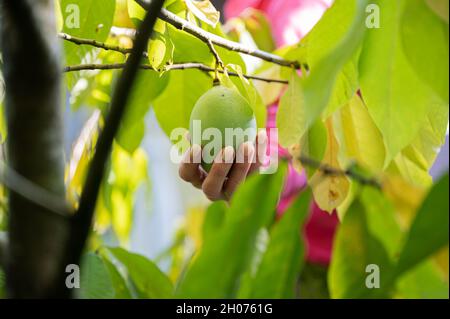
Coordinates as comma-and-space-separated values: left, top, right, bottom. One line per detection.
153, 69, 211, 136
61, 0, 116, 88
395, 259, 449, 299
329, 190, 395, 298
106, 146, 149, 242
300, 120, 327, 178
103, 258, 133, 299
202, 201, 227, 243
277, 71, 304, 147
241, 8, 276, 52
227, 65, 267, 128
301, 0, 368, 133
106, 247, 174, 298
117, 70, 169, 153
332, 94, 385, 171
148, 20, 174, 69
185, 0, 220, 27
245, 191, 311, 298
176, 162, 288, 298
299, 0, 361, 117
401, 0, 449, 103
78, 253, 115, 299
395, 173, 449, 276
127, 0, 146, 25
168, 24, 214, 65
359, 0, 444, 162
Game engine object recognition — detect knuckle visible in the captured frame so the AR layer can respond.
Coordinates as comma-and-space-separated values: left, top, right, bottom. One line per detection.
178, 165, 192, 182
202, 183, 220, 201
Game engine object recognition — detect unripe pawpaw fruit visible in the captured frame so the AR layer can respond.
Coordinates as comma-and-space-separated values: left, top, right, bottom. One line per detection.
189, 85, 257, 172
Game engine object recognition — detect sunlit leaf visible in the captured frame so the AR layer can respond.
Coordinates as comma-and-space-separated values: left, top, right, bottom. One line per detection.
117, 70, 169, 153
168, 24, 214, 65
277, 71, 305, 148
401, 0, 449, 103
310, 120, 350, 213
241, 8, 276, 52
61, 0, 116, 88
127, 0, 146, 25
293, 119, 328, 178
147, 20, 174, 69
359, 0, 444, 162
227, 65, 267, 128
301, 0, 368, 132
299, 0, 361, 117
395, 259, 448, 299
185, 0, 220, 27
153, 69, 211, 137
333, 94, 385, 171
252, 64, 285, 106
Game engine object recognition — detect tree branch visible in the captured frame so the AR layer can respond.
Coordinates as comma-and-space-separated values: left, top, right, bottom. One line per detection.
297, 155, 382, 189
63, 62, 289, 84
58, 32, 148, 59
67, 0, 166, 269
0, 0, 70, 298
206, 39, 224, 69
135, 0, 304, 69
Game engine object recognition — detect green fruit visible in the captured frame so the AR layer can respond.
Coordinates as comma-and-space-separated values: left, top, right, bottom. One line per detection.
189, 85, 257, 172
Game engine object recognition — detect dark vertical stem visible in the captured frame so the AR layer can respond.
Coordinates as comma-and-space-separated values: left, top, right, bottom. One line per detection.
67, 0, 166, 268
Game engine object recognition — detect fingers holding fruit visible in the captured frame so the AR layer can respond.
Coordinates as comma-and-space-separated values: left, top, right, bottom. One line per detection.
179, 84, 268, 201
179, 144, 205, 189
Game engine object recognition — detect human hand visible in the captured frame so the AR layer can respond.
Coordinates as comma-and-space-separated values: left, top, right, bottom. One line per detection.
179, 130, 268, 201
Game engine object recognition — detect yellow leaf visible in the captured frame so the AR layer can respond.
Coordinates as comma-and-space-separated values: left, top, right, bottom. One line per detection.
253, 65, 285, 106
434, 246, 449, 282
382, 175, 426, 229
310, 120, 350, 213
333, 94, 385, 171
277, 71, 305, 147
185, 0, 220, 27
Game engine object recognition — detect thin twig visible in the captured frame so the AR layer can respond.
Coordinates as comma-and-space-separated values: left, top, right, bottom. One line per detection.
135, 0, 304, 69
0, 161, 72, 217
206, 39, 224, 69
298, 155, 382, 189
63, 62, 289, 84
58, 32, 148, 59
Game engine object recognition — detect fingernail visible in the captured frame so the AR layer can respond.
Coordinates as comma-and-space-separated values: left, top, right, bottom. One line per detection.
257, 130, 267, 145
191, 144, 202, 163
184, 131, 191, 142
223, 146, 235, 163
246, 143, 255, 161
